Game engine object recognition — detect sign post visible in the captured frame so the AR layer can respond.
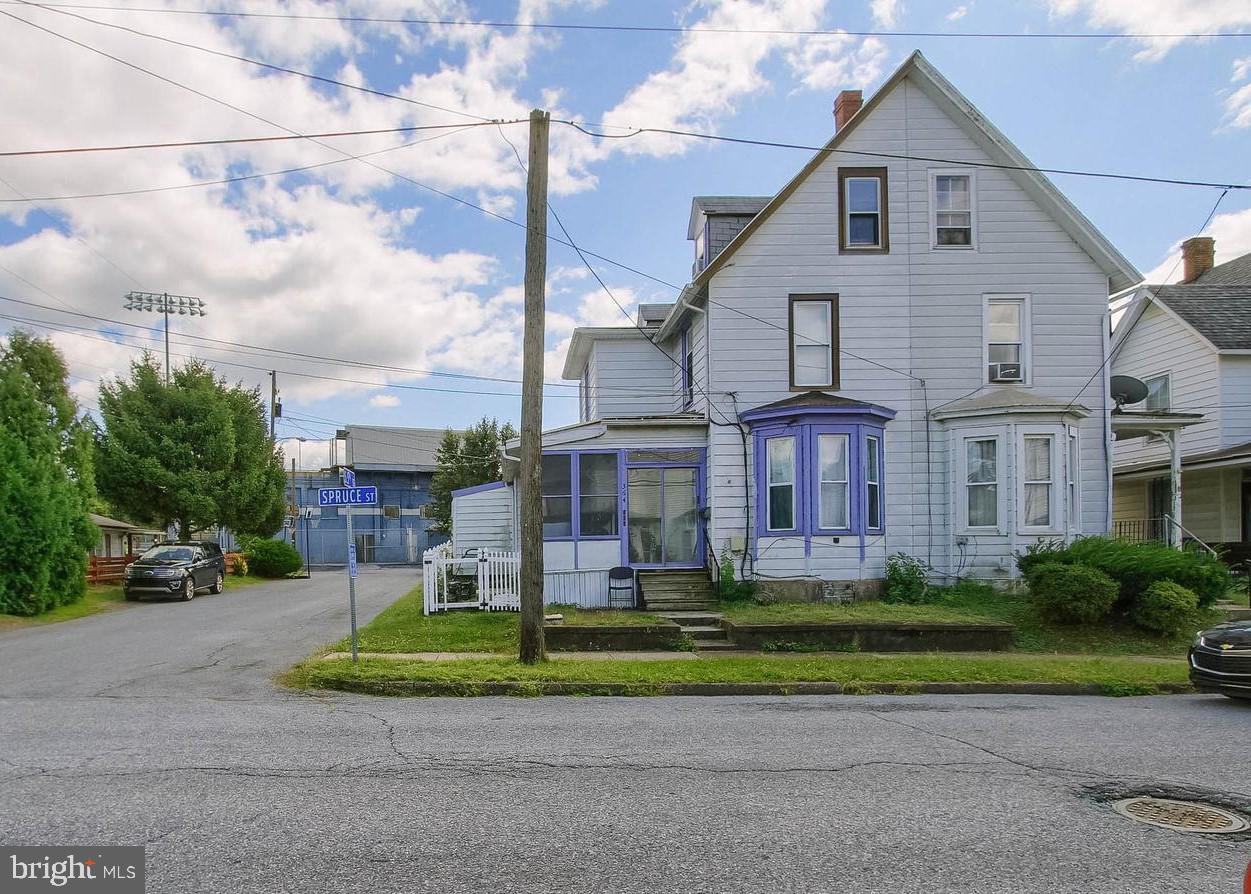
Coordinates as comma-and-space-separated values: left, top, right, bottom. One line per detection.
318, 473, 375, 663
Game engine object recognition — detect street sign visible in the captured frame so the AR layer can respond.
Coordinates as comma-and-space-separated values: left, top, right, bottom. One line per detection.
317, 486, 377, 507
342, 467, 355, 487
348, 543, 358, 579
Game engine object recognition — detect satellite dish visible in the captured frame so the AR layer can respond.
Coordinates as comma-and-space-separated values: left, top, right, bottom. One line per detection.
1110, 375, 1149, 408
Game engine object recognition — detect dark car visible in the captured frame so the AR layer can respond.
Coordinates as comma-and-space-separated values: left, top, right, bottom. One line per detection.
1189, 620, 1251, 700
123, 542, 226, 602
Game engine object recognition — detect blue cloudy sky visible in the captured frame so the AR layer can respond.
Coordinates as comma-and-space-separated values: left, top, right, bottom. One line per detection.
1, 0, 1248, 468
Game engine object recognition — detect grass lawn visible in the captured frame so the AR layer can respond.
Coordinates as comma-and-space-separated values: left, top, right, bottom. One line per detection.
291, 652, 1189, 697
547, 604, 667, 626
0, 584, 126, 630
725, 583, 1217, 657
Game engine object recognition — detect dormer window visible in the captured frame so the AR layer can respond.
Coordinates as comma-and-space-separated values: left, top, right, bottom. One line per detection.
838, 167, 888, 253
694, 223, 707, 271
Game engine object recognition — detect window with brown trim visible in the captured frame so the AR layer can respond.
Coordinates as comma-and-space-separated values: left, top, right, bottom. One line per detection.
837, 167, 888, 253
789, 294, 840, 390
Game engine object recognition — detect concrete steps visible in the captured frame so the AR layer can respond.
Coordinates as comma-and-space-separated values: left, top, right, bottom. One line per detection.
1217, 601, 1251, 622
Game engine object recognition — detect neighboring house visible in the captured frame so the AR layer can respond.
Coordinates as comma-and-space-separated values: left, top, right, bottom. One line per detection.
455, 51, 1139, 603
89, 513, 162, 557
1110, 238, 1251, 556
288, 425, 452, 565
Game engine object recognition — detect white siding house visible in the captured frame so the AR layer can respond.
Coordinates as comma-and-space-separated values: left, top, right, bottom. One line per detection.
1110, 241, 1251, 552
454, 51, 1139, 599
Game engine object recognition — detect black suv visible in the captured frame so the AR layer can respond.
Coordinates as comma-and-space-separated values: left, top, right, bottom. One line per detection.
123, 542, 227, 602
1189, 620, 1251, 700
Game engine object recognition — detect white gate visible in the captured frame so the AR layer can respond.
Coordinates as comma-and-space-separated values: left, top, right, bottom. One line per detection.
422, 542, 478, 614
477, 550, 521, 612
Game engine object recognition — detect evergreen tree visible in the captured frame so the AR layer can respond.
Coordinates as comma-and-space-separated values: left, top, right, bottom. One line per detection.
0, 333, 97, 615
96, 357, 286, 539
424, 418, 515, 532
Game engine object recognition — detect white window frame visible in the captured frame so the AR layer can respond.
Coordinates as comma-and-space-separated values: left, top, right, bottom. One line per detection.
1143, 372, 1171, 412
1017, 432, 1059, 534
842, 175, 883, 250
959, 431, 1003, 533
865, 434, 883, 532
983, 293, 1031, 385
929, 168, 977, 250
816, 433, 851, 531
765, 436, 797, 532
1067, 428, 1080, 534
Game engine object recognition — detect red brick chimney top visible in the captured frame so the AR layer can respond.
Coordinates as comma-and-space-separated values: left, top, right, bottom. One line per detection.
1181, 236, 1215, 283
834, 90, 863, 131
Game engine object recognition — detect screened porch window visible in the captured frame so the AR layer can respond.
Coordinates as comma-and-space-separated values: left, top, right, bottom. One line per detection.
541, 454, 573, 538
578, 453, 619, 537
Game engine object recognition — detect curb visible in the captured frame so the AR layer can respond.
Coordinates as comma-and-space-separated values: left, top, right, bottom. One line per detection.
311, 678, 1196, 698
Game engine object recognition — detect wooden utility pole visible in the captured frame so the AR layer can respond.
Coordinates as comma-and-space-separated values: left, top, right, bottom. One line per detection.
518, 108, 549, 664
269, 370, 278, 440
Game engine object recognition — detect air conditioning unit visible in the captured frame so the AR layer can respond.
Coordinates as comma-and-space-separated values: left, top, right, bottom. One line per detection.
988, 362, 1023, 383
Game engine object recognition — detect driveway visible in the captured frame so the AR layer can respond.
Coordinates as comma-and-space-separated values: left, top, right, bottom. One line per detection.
1, 570, 1249, 893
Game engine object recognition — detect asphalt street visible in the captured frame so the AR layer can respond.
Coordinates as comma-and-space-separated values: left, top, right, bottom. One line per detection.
1, 569, 1248, 893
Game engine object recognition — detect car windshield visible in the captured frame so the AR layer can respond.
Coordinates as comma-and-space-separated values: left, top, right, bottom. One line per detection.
140, 546, 195, 564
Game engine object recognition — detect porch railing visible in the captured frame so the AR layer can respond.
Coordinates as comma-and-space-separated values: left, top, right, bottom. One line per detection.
1111, 518, 1168, 543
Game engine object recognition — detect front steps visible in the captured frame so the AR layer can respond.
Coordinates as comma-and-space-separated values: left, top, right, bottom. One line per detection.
639, 569, 717, 612
653, 609, 734, 651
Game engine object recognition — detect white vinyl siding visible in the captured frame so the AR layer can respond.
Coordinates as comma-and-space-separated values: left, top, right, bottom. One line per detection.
588, 338, 675, 418
451, 485, 514, 557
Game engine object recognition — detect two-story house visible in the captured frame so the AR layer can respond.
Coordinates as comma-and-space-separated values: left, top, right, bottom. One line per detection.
456, 51, 1139, 606
1110, 238, 1251, 557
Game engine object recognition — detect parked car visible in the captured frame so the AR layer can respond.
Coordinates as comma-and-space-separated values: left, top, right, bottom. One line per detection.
123, 542, 226, 602
1189, 621, 1251, 700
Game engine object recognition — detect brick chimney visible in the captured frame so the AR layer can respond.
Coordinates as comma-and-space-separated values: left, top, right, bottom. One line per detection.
1181, 236, 1215, 283
834, 90, 863, 131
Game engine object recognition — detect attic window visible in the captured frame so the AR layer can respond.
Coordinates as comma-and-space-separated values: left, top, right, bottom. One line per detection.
1144, 374, 1170, 412
933, 171, 974, 247
838, 167, 888, 253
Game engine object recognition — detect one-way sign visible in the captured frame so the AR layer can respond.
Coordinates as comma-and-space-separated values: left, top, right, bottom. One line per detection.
317, 486, 378, 507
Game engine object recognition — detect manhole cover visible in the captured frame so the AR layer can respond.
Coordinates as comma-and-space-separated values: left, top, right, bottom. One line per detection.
1113, 797, 1250, 834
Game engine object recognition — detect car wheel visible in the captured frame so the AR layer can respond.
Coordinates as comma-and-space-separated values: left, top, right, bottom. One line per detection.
211, 571, 224, 594
180, 577, 195, 601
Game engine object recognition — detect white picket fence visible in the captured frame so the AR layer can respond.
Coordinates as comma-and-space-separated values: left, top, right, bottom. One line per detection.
422, 543, 522, 614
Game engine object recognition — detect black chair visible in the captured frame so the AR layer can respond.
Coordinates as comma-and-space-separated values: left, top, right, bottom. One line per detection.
607, 566, 635, 609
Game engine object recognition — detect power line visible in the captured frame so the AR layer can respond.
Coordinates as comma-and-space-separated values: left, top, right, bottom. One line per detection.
0, 120, 507, 158
6, 2, 1249, 40
557, 121, 1251, 192
0, 126, 471, 202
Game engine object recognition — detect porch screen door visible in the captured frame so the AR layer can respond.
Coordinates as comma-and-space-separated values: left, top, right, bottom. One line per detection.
627, 467, 698, 565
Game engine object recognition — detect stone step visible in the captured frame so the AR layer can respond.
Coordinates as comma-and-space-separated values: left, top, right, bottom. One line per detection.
646, 601, 719, 613
692, 639, 740, 651
682, 625, 727, 641
655, 611, 723, 626
1217, 602, 1251, 622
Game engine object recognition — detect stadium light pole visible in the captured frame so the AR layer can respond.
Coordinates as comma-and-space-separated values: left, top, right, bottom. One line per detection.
122, 291, 208, 385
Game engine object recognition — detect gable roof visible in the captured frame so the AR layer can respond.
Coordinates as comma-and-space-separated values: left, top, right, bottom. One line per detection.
684, 51, 1140, 298
1148, 285, 1251, 350
686, 196, 771, 238
1193, 250, 1251, 285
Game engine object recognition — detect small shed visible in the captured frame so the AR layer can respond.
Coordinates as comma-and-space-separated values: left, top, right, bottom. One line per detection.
450, 482, 515, 559
89, 513, 163, 558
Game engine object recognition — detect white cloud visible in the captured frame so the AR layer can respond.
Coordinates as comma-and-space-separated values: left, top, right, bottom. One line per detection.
947, 4, 972, 21
1044, 1, 1251, 61
1225, 56, 1251, 127
870, 0, 901, 27
787, 35, 888, 91
1142, 206, 1251, 284
279, 436, 331, 470
368, 393, 401, 408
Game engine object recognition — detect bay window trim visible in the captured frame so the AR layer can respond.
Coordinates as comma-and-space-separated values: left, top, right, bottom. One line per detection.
814, 431, 852, 534
764, 434, 799, 534
865, 434, 884, 533
837, 166, 889, 254
788, 294, 840, 391
1018, 431, 1059, 534
959, 432, 1002, 533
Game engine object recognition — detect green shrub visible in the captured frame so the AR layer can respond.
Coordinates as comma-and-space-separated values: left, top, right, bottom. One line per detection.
244, 539, 303, 578
1016, 536, 1231, 609
884, 553, 930, 604
1131, 580, 1199, 636
718, 550, 756, 603
1028, 562, 1118, 625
